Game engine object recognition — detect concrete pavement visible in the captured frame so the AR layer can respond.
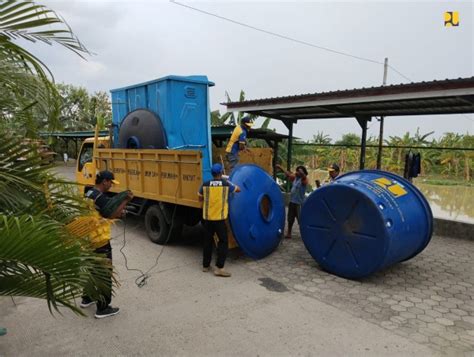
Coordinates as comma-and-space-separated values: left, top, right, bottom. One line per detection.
1, 218, 438, 356
2, 165, 470, 355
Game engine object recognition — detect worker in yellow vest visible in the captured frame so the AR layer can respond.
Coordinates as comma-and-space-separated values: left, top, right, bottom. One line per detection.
81, 170, 133, 319
198, 163, 241, 277
225, 116, 253, 171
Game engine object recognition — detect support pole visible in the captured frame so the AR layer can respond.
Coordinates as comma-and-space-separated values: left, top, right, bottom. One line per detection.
283, 120, 295, 191
376, 57, 389, 169
273, 140, 279, 181
265, 139, 278, 181
287, 122, 293, 172
357, 116, 371, 170
63, 138, 69, 158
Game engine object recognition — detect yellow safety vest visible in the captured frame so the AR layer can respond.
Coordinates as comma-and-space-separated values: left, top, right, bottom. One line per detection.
88, 211, 112, 248
202, 181, 231, 221
225, 126, 246, 154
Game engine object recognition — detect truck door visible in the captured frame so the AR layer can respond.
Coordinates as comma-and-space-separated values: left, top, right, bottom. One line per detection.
76, 142, 95, 187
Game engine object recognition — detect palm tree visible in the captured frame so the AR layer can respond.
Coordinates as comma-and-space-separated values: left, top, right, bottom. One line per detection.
0, 0, 114, 316
0, 136, 113, 315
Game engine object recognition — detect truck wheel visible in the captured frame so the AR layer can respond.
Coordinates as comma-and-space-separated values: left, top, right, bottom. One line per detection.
145, 205, 170, 245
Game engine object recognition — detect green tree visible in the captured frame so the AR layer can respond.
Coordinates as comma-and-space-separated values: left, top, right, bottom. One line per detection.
56, 84, 111, 131
90, 91, 112, 130
0, 0, 90, 136
312, 131, 332, 145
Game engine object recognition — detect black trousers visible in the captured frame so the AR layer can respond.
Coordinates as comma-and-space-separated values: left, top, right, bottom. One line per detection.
288, 202, 301, 227
83, 242, 112, 311
202, 220, 228, 269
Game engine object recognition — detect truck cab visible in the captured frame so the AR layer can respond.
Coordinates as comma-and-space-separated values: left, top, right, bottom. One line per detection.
76, 136, 110, 188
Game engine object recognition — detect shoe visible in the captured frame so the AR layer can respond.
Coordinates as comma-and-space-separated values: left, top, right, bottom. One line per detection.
214, 268, 231, 277
80, 297, 95, 308
202, 266, 210, 272
94, 306, 120, 319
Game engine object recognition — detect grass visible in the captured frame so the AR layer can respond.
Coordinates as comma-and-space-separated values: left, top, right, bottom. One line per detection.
417, 177, 474, 187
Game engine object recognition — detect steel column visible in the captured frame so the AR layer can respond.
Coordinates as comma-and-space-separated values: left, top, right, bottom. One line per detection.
356, 116, 371, 170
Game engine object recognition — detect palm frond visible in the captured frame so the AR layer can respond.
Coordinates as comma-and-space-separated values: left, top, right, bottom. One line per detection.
0, 132, 88, 220
261, 117, 271, 129
0, 0, 90, 60
0, 214, 113, 315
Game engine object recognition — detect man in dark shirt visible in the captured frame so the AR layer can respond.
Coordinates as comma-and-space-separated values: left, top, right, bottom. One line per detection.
81, 170, 133, 319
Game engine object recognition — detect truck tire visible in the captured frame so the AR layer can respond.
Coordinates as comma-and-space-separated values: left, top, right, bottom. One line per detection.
145, 205, 170, 245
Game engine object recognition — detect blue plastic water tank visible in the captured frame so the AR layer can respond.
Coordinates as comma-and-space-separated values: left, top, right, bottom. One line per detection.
110, 75, 215, 181
228, 165, 285, 259
300, 170, 433, 279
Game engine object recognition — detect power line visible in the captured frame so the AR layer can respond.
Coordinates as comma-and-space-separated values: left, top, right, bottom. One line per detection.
461, 114, 474, 123
387, 65, 412, 82
170, 0, 413, 82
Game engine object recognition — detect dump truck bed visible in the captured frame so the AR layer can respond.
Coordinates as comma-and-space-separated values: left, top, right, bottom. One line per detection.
95, 148, 203, 208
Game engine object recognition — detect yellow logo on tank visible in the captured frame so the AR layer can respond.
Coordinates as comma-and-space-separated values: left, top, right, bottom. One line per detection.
373, 177, 408, 198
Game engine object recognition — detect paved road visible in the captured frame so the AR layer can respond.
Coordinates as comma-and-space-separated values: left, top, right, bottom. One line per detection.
1, 165, 472, 356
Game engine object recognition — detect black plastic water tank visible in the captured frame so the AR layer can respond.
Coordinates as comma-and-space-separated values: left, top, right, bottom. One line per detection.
117, 109, 167, 149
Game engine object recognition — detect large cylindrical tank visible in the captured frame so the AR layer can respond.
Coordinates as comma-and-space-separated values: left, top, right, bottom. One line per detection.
300, 170, 433, 279
228, 164, 285, 259
117, 109, 167, 149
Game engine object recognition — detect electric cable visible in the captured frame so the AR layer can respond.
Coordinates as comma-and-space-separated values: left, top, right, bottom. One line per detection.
110, 221, 142, 241
170, 0, 413, 82
119, 219, 147, 287
118, 182, 182, 288
118, 206, 177, 288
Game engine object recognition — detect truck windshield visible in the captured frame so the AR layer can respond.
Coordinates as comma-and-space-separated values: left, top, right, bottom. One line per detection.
78, 143, 93, 171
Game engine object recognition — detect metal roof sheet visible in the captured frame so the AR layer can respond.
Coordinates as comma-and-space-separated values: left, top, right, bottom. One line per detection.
224, 77, 474, 120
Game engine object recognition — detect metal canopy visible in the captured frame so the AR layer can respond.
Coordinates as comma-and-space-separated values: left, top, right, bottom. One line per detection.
223, 77, 474, 171
211, 125, 289, 141
40, 127, 290, 166
224, 77, 474, 120
42, 127, 290, 141
40, 130, 109, 138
